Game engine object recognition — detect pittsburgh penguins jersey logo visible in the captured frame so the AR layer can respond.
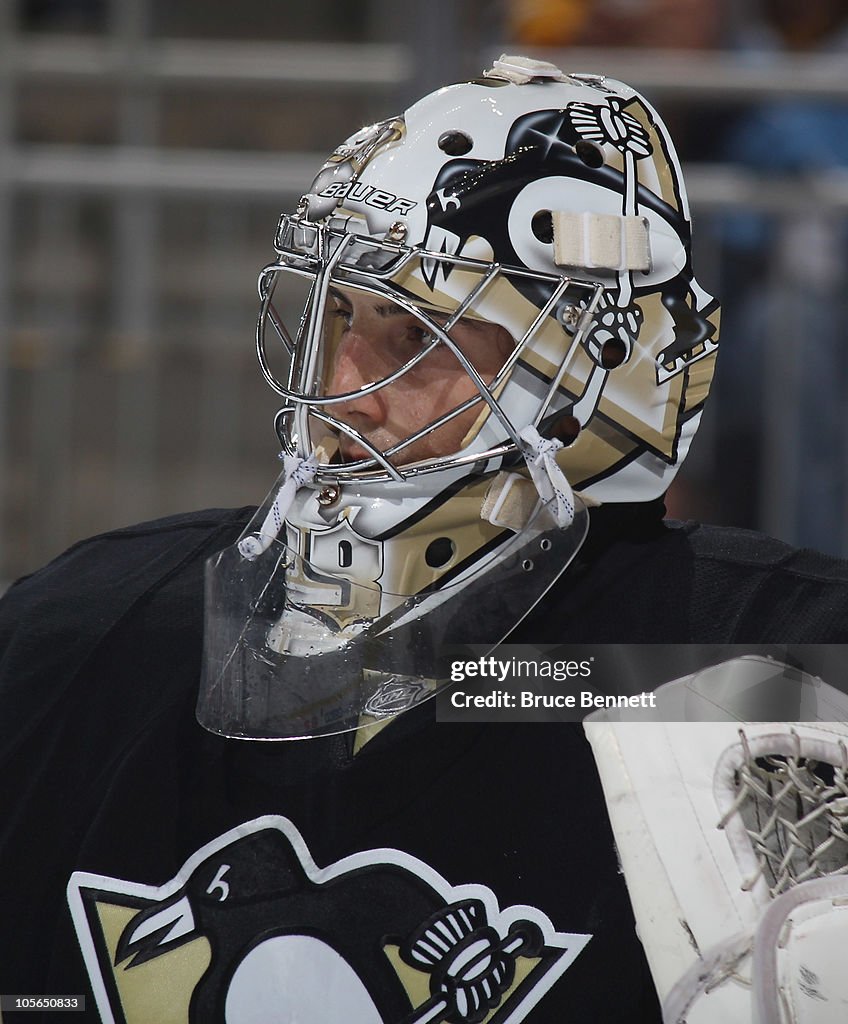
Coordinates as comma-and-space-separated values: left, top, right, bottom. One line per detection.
68, 815, 590, 1023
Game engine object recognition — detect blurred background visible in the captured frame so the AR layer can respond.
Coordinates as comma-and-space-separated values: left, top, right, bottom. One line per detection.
1, 0, 847, 584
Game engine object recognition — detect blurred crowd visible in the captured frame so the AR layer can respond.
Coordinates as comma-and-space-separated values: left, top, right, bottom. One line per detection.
5, 0, 848, 576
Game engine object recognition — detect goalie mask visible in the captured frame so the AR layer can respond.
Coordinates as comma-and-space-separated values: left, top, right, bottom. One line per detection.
198, 55, 720, 740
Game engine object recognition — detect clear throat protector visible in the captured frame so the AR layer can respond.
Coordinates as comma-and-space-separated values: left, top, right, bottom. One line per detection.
198, 483, 588, 740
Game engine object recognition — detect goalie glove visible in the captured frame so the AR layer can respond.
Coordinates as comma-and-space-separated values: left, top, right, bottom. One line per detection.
584, 656, 848, 1024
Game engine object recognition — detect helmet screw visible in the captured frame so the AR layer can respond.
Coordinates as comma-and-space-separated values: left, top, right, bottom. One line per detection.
317, 485, 341, 507
568, 72, 607, 87
560, 304, 581, 331
386, 221, 408, 242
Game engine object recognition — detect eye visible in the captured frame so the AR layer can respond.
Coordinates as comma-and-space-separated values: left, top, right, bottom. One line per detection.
328, 306, 353, 330
405, 324, 438, 348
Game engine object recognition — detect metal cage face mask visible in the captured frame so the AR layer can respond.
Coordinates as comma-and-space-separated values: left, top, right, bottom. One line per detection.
255, 216, 604, 483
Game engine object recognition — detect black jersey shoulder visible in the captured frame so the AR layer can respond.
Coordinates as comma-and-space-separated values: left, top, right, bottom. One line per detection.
516, 513, 848, 644
673, 519, 848, 642
0, 507, 252, 763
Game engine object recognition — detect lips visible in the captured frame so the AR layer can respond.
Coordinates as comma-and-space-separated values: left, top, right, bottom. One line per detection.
338, 436, 374, 462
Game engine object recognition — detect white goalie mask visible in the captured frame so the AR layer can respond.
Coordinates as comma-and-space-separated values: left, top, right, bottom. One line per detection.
198, 55, 720, 740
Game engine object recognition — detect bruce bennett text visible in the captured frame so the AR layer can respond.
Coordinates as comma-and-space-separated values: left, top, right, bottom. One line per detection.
449, 690, 658, 709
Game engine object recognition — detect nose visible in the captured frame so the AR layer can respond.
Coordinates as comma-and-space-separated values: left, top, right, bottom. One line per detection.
326, 330, 387, 428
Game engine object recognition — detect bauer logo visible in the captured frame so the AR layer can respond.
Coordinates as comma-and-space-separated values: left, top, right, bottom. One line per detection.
68, 815, 590, 1024
318, 180, 416, 215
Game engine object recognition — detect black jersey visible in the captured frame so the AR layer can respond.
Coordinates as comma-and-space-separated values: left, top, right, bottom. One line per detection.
2, 504, 848, 1023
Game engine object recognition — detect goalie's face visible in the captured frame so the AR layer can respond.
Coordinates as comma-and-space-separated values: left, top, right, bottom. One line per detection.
325, 287, 515, 465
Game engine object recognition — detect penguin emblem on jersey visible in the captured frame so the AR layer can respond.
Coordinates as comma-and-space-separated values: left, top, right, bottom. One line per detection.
68, 815, 590, 1023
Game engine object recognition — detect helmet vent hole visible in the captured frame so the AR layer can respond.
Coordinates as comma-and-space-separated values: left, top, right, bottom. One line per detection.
601, 337, 628, 368
338, 540, 353, 568
438, 131, 473, 156
425, 537, 455, 568
574, 140, 605, 168
531, 210, 554, 244
552, 415, 581, 445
